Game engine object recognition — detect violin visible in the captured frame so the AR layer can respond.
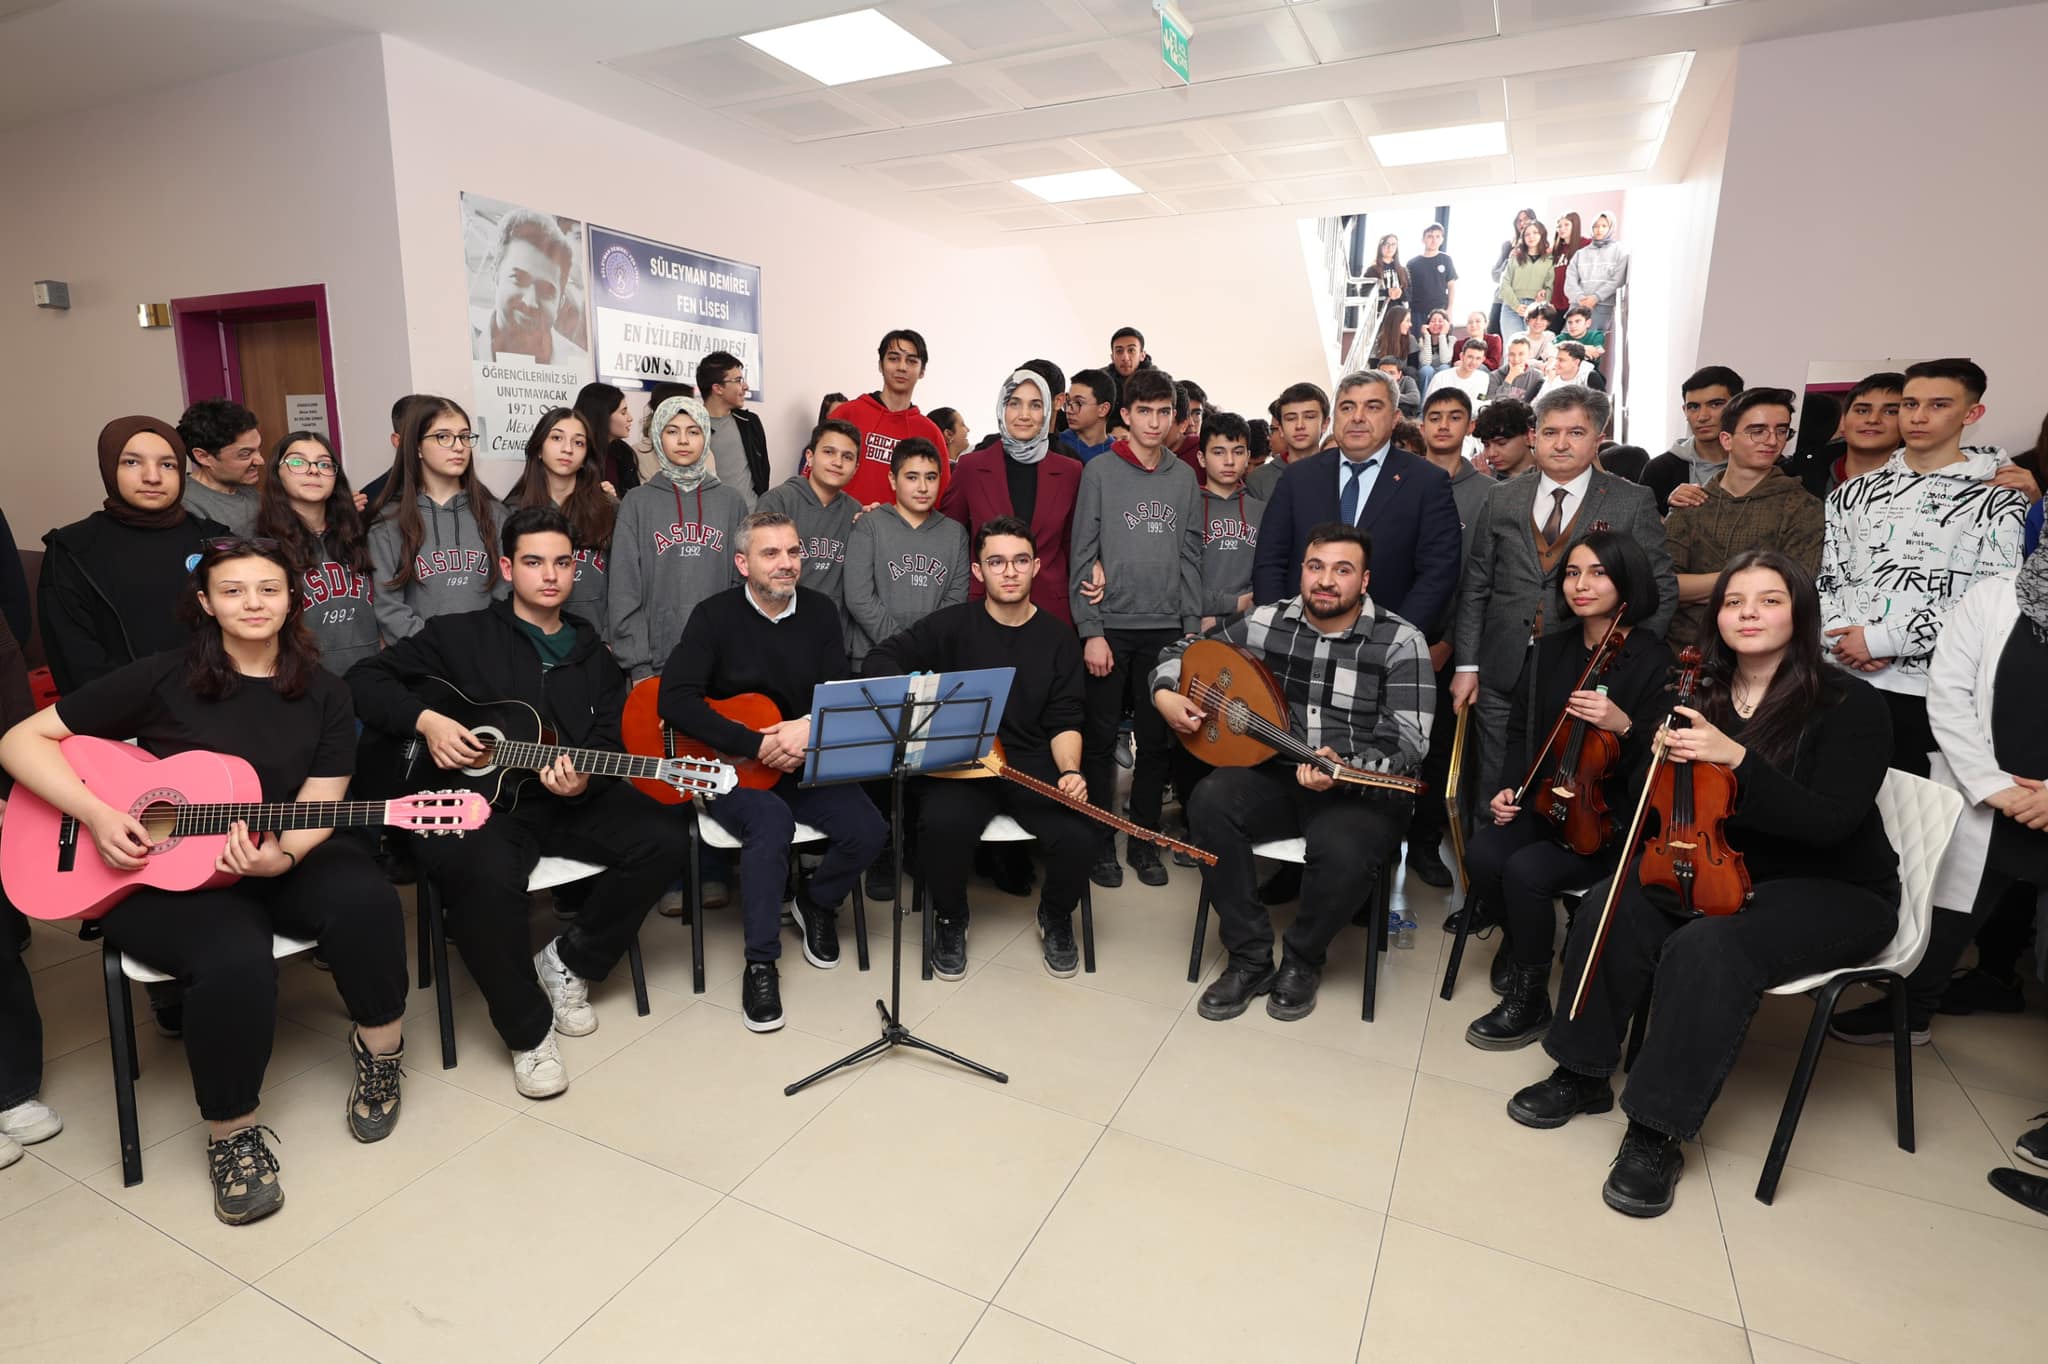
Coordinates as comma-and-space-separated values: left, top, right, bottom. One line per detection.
1567, 646, 1752, 1021
1517, 611, 1628, 856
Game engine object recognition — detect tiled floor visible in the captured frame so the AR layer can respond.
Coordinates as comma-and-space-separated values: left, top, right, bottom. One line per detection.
6, 859, 2047, 1363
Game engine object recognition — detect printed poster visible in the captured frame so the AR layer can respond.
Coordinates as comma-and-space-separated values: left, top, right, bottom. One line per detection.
460, 191, 594, 470
587, 224, 765, 399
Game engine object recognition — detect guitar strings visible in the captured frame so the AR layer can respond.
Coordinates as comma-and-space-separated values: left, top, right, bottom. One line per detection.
1182, 679, 1418, 792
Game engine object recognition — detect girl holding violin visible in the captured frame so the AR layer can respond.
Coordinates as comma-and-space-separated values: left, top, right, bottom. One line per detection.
1508, 550, 1899, 1219
1464, 530, 1671, 1050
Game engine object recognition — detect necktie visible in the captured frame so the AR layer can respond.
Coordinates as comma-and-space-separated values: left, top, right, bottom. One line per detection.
1542, 487, 1568, 543
1340, 458, 1371, 526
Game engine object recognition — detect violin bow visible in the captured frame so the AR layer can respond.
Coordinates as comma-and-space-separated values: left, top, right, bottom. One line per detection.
1565, 721, 1670, 1022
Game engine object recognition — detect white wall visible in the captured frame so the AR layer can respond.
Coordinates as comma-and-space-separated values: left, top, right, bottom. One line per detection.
0, 37, 412, 541
1697, 4, 2048, 453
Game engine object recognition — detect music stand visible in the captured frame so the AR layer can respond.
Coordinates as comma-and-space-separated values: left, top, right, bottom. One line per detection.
782, 668, 1014, 1097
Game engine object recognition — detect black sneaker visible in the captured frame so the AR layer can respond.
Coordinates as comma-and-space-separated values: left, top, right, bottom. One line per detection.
742, 962, 784, 1033
346, 1029, 404, 1144
1198, 961, 1278, 1020
1988, 1166, 2048, 1217
1507, 1065, 1615, 1129
1938, 968, 2025, 1015
1828, 996, 1930, 1047
1089, 839, 1123, 890
789, 892, 840, 970
1603, 1122, 1684, 1218
1037, 908, 1079, 978
1126, 840, 1168, 887
864, 851, 897, 903
1266, 956, 1321, 1022
207, 1125, 284, 1226
931, 917, 968, 981
1407, 843, 1453, 888
1442, 898, 1499, 935
1114, 728, 1135, 769
2015, 1114, 2048, 1170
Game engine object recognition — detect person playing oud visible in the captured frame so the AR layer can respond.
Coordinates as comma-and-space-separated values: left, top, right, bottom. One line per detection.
861, 516, 1094, 980
348, 506, 689, 1101
1151, 522, 1432, 1024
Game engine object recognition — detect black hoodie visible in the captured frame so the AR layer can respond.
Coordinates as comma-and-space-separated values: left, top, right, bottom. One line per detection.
39, 509, 228, 694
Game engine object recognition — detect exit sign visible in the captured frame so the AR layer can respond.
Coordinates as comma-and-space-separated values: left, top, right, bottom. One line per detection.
1158, 1, 1191, 84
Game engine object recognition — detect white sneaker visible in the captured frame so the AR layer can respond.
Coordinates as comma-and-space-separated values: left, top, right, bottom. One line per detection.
0, 1132, 20, 1170
0, 1099, 61, 1146
656, 889, 687, 918
511, 1030, 569, 1099
534, 940, 597, 1037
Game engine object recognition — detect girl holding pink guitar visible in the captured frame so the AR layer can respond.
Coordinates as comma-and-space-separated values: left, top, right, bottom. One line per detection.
0, 538, 412, 1226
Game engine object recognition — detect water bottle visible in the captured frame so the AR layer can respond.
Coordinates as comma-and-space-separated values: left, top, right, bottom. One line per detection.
1392, 909, 1416, 950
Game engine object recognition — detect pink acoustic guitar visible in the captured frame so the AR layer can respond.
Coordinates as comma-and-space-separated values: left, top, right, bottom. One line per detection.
0, 736, 490, 921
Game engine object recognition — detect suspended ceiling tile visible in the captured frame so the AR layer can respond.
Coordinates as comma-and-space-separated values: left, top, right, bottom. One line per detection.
1209, 100, 1355, 150
927, 181, 1040, 212
1496, 0, 1705, 36
1186, 8, 1319, 82
981, 32, 1165, 107
1381, 152, 1515, 193
1507, 52, 1688, 116
724, 89, 900, 141
984, 204, 1086, 231
1073, 121, 1229, 163
1155, 182, 1280, 213
967, 137, 1103, 178
840, 69, 1020, 124
1234, 137, 1373, 181
1121, 153, 1253, 192
1058, 193, 1175, 223
859, 152, 996, 189
1509, 103, 1669, 154
1513, 141, 1659, 181
1268, 168, 1391, 205
606, 37, 819, 108
1346, 78, 1505, 135
1292, 0, 1497, 64
883, 0, 1110, 62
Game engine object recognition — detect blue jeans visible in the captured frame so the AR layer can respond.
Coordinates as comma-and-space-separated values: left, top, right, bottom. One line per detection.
704, 779, 886, 962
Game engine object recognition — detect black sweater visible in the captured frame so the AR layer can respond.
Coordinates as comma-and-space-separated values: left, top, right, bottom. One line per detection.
658, 585, 848, 757
1504, 626, 1673, 809
1723, 674, 1898, 893
860, 602, 1085, 760
38, 510, 228, 693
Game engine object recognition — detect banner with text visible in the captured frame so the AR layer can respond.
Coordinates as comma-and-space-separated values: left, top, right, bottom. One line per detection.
587, 225, 765, 399
460, 191, 594, 477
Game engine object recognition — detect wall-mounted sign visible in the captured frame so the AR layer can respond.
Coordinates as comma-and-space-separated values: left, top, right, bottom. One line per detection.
587, 224, 765, 399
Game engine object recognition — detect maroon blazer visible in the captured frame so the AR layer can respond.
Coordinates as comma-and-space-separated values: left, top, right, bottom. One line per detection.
939, 445, 1082, 624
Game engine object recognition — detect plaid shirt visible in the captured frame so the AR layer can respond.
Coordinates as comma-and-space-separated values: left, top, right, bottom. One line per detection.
1150, 596, 1433, 773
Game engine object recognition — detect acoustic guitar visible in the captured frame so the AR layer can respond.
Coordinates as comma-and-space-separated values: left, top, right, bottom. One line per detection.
1171, 638, 1427, 796
1, 736, 490, 921
930, 738, 1218, 866
621, 677, 781, 800
359, 677, 736, 808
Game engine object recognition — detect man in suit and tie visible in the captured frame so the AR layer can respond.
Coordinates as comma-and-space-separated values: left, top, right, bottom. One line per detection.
1449, 384, 1677, 810
1252, 371, 1463, 645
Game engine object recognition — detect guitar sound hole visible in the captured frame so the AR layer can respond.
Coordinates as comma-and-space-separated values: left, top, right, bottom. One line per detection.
138, 802, 180, 847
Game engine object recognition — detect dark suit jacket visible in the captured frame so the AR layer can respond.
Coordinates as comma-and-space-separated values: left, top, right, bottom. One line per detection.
1251, 445, 1462, 637
1452, 468, 1677, 689
938, 446, 1083, 625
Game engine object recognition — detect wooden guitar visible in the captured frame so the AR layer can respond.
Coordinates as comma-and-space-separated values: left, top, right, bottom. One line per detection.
621, 677, 781, 800
1171, 638, 1427, 795
1, 736, 490, 921
929, 738, 1219, 866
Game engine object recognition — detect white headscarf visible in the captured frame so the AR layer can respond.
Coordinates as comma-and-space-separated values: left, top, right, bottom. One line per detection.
651, 395, 718, 492
998, 369, 1052, 465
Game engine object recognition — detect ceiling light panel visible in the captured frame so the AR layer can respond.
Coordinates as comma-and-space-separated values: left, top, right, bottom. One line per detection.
970, 138, 1102, 179
1210, 101, 1355, 150
1121, 154, 1254, 192
1293, 0, 1496, 64
1185, 9, 1319, 81
1367, 119, 1507, 166
607, 39, 817, 108
1013, 167, 1144, 202
883, 0, 1110, 62
1347, 78, 1504, 136
740, 9, 951, 87
1495, 0, 1704, 36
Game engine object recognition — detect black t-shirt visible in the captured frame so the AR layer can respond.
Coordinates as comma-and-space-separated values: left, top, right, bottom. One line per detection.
1405, 252, 1458, 316
861, 601, 1086, 760
56, 651, 357, 802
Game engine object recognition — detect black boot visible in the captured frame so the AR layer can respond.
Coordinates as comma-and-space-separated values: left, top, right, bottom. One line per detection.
1198, 959, 1277, 1021
1266, 955, 1321, 1022
1465, 961, 1554, 1050
1603, 1120, 1685, 1218
1507, 1065, 1614, 1129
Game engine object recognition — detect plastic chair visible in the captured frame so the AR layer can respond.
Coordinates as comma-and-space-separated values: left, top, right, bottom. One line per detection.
102, 934, 316, 1188
1754, 768, 1963, 1204
903, 813, 1097, 980
417, 855, 650, 1071
1186, 838, 1397, 1021
692, 811, 870, 993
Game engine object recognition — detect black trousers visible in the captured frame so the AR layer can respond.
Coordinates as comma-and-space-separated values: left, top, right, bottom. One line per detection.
97, 839, 408, 1122
700, 778, 885, 963
412, 781, 688, 1051
1544, 864, 1898, 1139
1465, 811, 1609, 968
1186, 762, 1410, 970
1082, 627, 1180, 836
1880, 689, 1934, 778
1407, 660, 1458, 849
0, 895, 42, 1111
1903, 867, 2043, 1022
915, 750, 1095, 923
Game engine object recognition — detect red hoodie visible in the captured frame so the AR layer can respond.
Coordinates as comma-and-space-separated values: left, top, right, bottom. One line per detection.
827, 393, 950, 507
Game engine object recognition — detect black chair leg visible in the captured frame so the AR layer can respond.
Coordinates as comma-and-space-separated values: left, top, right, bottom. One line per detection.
416, 889, 433, 990
425, 882, 456, 1070
103, 947, 143, 1187
1362, 864, 1388, 1023
1757, 978, 1847, 1204
688, 819, 706, 995
1080, 883, 1096, 974
118, 959, 140, 1082
1887, 972, 1916, 1153
1187, 889, 1210, 984
627, 935, 650, 1017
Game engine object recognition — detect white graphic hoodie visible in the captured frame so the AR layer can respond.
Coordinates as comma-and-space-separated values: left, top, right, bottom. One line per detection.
1817, 445, 2029, 695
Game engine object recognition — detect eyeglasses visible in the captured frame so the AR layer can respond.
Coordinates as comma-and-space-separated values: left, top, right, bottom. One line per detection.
1736, 424, 1796, 442
423, 431, 480, 450
281, 456, 337, 475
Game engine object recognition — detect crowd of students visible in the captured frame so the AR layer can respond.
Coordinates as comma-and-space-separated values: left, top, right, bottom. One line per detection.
2, 303, 2046, 1230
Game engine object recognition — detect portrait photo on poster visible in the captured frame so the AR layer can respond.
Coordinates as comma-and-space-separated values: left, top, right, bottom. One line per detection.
460, 191, 596, 473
